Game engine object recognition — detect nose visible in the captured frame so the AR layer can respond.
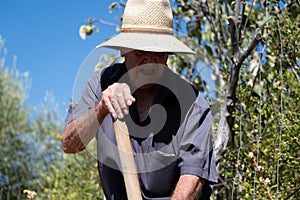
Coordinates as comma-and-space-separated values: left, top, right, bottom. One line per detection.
142, 52, 158, 64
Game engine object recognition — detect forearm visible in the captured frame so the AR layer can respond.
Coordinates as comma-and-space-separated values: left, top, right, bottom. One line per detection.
61, 101, 108, 153
61, 82, 135, 153
171, 175, 205, 200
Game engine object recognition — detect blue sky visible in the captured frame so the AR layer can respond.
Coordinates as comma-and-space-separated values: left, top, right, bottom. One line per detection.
0, 0, 121, 118
1, 0, 216, 120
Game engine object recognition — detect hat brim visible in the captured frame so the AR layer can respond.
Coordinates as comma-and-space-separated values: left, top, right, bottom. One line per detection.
96, 32, 195, 54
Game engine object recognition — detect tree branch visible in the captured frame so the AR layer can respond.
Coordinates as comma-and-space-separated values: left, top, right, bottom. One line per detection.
240, 28, 262, 65
234, 0, 241, 47
87, 18, 119, 28
214, 26, 262, 162
228, 16, 239, 54
215, 0, 228, 47
200, 1, 226, 61
242, 0, 256, 39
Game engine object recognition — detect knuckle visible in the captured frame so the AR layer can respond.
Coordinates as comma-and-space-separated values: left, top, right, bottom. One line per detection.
121, 83, 129, 90
103, 99, 109, 105
103, 101, 110, 108
120, 83, 127, 87
102, 89, 111, 98
102, 90, 107, 96
112, 83, 121, 89
120, 104, 127, 110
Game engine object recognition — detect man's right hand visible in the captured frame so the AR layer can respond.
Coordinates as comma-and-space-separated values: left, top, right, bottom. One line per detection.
100, 83, 136, 119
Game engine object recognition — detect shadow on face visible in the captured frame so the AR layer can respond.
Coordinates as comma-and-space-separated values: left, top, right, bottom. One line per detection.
122, 49, 168, 89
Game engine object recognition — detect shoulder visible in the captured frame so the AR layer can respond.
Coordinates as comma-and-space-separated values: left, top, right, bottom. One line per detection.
163, 67, 199, 105
100, 63, 126, 79
100, 63, 127, 90
163, 67, 198, 94
84, 63, 125, 91
164, 68, 209, 109
89, 63, 122, 81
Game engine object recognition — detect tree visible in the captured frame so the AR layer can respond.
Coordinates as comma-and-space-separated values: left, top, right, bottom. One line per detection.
171, 0, 299, 199
32, 103, 104, 200
0, 37, 33, 199
0, 37, 105, 199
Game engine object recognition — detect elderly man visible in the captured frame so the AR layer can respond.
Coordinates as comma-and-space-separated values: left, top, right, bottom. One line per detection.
61, 0, 218, 199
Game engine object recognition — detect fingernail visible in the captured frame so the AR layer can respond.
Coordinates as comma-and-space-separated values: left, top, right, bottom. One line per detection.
123, 109, 128, 115
118, 113, 124, 119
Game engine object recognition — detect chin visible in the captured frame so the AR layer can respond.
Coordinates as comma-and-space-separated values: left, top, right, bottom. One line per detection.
138, 83, 156, 90
133, 76, 160, 89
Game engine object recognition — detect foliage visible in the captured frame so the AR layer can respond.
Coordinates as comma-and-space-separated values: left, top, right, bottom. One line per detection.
202, 1, 299, 199
217, 64, 299, 199
0, 39, 32, 199
35, 142, 104, 200
171, 0, 300, 199
0, 39, 104, 199
28, 101, 104, 200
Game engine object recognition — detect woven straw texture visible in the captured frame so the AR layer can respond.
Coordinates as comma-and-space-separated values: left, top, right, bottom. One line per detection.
122, 0, 173, 34
97, 0, 194, 54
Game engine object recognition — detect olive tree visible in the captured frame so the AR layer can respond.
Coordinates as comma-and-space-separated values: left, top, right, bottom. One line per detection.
0, 37, 104, 199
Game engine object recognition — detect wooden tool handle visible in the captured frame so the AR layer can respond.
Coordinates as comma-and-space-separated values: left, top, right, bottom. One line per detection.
113, 119, 142, 200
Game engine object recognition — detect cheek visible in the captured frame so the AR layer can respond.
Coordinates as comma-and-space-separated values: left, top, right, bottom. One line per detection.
127, 67, 138, 80
157, 66, 165, 78
159, 54, 169, 65
127, 67, 142, 88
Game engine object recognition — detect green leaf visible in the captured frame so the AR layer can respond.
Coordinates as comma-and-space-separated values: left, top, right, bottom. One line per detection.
256, 15, 273, 27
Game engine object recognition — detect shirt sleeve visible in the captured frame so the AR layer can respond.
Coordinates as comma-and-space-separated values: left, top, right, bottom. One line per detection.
178, 94, 218, 183
65, 69, 103, 125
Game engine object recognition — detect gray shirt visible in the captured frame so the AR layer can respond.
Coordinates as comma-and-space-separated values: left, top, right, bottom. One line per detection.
65, 63, 218, 200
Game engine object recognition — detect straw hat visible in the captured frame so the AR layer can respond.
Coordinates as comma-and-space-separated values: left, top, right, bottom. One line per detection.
96, 0, 194, 54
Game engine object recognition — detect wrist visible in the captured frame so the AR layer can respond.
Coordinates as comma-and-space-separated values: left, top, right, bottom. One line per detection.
95, 101, 109, 123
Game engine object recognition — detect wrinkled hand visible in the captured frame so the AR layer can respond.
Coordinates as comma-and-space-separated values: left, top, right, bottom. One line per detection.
101, 83, 135, 119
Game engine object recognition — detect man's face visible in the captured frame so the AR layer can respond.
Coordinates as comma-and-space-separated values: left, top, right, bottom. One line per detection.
123, 50, 168, 89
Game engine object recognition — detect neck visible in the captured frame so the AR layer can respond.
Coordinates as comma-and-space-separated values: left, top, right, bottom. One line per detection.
134, 84, 160, 99
134, 85, 160, 122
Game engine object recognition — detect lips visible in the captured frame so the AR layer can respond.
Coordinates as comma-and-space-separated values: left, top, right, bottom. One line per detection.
139, 68, 156, 75
139, 69, 156, 76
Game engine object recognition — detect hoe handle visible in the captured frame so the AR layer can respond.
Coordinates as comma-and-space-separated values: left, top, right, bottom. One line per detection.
113, 119, 142, 200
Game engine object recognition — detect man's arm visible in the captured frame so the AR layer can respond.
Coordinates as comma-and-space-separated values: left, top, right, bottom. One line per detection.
61, 101, 108, 153
171, 175, 205, 200
61, 83, 135, 153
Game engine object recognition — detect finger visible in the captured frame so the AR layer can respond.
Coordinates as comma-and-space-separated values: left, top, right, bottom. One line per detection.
102, 90, 117, 119
122, 84, 135, 106
116, 89, 128, 117
110, 96, 123, 119
110, 85, 125, 119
